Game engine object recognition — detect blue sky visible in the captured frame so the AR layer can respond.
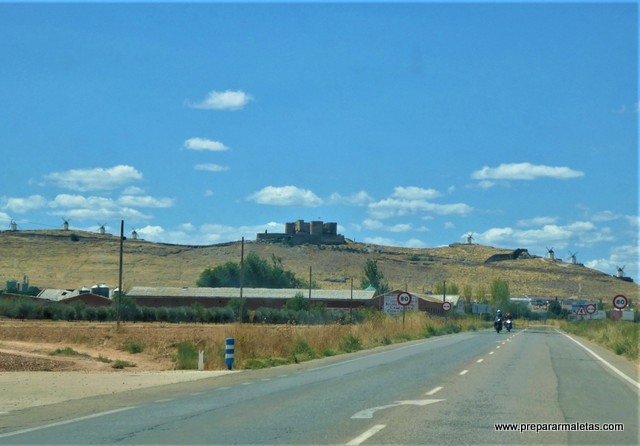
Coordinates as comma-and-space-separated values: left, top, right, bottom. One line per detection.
1, 2, 638, 281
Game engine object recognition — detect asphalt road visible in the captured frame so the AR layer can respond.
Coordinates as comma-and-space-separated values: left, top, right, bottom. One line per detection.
1, 326, 638, 445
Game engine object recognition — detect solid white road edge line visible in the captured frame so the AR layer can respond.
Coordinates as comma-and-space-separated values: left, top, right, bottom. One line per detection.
558, 330, 640, 391
346, 424, 386, 446
0, 407, 136, 439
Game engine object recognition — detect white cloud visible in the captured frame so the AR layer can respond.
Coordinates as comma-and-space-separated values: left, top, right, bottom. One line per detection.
589, 210, 621, 222
362, 219, 413, 233
136, 225, 165, 240
187, 90, 253, 110
183, 137, 230, 152
585, 244, 639, 281
517, 216, 558, 227
195, 164, 230, 172
122, 186, 145, 195
1, 195, 47, 213
471, 162, 584, 181
47, 194, 151, 221
392, 186, 441, 200
248, 186, 322, 207
368, 198, 472, 219
0, 212, 11, 225
328, 191, 373, 206
477, 221, 615, 252
43, 165, 143, 192
362, 236, 427, 249
118, 195, 175, 208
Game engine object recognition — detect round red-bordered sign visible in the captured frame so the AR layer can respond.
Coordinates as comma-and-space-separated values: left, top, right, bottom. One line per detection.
612, 294, 628, 310
586, 304, 596, 314
397, 291, 412, 306
442, 301, 452, 311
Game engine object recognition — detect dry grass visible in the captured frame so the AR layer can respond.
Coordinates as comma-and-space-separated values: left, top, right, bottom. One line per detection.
0, 315, 488, 370
1, 230, 638, 302
559, 319, 639, 361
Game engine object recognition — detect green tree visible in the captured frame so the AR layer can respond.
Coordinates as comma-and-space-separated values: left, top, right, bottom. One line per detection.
475, 285, 489, 304
462, 284, 473, 312
284, 292, 310, 311
490, 278, 510, 309
548, 298, 562, 317
433, 282, 460, 295
360, 259, 390, 294
197, 253, 304, 288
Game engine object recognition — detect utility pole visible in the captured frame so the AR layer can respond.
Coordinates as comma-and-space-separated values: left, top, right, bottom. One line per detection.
240, 237, 244, 323
350, 277, 353, 321
117, 219, 124, 330
308, 266, 312, 303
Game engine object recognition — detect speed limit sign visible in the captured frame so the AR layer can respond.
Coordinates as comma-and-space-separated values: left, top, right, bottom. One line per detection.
613, 294, 628, 310
442, 301, 452, 312
397, 291, 412, 306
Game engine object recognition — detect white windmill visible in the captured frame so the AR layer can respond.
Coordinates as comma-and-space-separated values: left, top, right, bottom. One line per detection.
98, 223, 106, 235
62, 218, 70, 231
465, 232, 475, 245
568, 251, 578, 265
616, 265, 626, 278
546, 247, 555, 260
10, 220, 18, 231
131, 228, 138, 240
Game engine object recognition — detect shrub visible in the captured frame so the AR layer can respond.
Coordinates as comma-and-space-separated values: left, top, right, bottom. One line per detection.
16, 299, 36, 319
290, 338, 316, 362
175, 341, 199, 369
112, 360, 136, 369
339, 334, 361, 353
82, 307, 97, 321
122, 341, 144, 354
96, 306, 110, 321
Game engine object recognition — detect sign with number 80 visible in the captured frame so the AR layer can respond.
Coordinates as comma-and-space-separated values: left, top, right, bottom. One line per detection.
612, 294, 628, 310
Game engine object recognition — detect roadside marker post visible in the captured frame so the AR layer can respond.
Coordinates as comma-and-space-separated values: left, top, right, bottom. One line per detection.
225, 338, 235, 370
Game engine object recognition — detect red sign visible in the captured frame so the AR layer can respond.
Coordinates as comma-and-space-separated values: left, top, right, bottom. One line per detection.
442, 302, 452, 312
613, 295, 628, 310
586, 304, 596, 315
397, 292, 412, 306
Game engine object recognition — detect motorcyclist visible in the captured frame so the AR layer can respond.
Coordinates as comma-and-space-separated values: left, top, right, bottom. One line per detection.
494, 309, 503, 333
504, 311, 513, 331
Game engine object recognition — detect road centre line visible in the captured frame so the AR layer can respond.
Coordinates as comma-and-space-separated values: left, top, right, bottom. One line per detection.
0, 407, 136, 439
489, 351, 495, 355
154, 398, 174, 403
346, 424, 386, 446
425, 386, 443, 395
476, 358, 484, 363
558, 330, 640, 391
459, 369, 469, 376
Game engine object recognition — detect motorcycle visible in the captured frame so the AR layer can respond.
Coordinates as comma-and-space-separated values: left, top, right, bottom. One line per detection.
505, 318, 513, 332
494, 316, 503, 334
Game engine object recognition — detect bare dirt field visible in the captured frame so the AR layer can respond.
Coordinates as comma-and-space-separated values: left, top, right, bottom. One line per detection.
0, 320, 236, 412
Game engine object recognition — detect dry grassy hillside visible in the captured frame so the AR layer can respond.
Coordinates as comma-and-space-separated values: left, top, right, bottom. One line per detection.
0, 230, 637, 304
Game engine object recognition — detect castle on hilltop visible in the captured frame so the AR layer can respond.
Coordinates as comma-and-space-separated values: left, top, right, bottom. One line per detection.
256, 219, 345, 245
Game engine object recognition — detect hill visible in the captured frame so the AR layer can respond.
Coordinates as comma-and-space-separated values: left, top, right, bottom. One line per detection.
0, 230, 637, 305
